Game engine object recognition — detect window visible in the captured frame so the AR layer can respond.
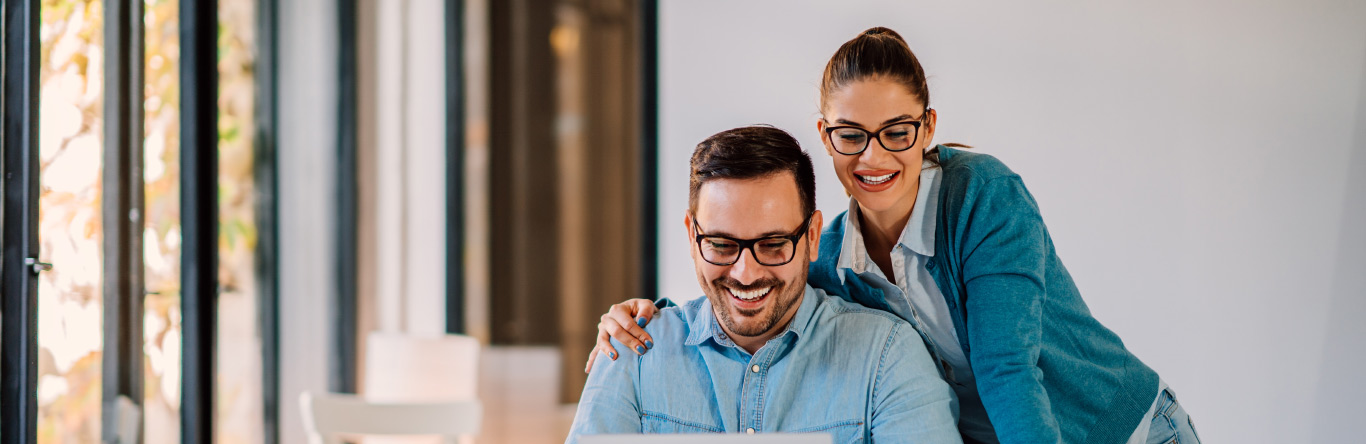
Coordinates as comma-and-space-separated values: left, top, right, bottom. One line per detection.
8, 0, 279, 442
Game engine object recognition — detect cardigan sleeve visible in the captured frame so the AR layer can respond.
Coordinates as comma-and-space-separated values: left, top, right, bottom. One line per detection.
959, 175, 1061, 444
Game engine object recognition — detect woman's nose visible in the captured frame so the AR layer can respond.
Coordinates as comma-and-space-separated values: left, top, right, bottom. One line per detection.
860, 139, 892, 164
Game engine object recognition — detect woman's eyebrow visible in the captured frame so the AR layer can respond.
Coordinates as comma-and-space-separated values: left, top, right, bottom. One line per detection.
833, 114, 916, 127
881, 114, 916, 125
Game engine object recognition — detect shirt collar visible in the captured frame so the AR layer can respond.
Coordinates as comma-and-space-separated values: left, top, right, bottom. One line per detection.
684, 285, 819, 348
835, 161, 941, 280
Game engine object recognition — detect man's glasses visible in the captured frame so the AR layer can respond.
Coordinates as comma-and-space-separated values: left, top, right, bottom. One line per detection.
693, 213, 814, 266
823, 113, 926, 156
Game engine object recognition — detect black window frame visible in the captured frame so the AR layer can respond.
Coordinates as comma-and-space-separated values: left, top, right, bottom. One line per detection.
334, 0, 360, 396
445, 0, 467, 335
1, 0, 44, 442
101, 0, 147, 441
640, 0, 659, 301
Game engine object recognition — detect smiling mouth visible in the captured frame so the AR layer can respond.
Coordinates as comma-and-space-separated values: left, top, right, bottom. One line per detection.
856, 171, 898, 185
728, 286, 772, 302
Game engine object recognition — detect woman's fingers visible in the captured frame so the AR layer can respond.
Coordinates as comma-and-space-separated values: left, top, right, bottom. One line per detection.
631, 298, 659, 325
605, 300, 657, 355
584, 299, 663, 374
583, 329, 618, 374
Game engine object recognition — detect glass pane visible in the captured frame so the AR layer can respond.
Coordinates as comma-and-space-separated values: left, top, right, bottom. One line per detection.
140, 1, 266, 442
35, 1, 104, 442
216, 0, 265, 442
142, 0, 182, 442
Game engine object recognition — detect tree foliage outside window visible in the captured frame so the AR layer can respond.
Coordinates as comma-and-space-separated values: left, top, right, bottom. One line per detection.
214, 0, 265, 441
36, 1, 105, 442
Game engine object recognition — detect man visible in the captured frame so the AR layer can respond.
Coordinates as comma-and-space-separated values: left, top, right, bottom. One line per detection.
566, 126, 960, 443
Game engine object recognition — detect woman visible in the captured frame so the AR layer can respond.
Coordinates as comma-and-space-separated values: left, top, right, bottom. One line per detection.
588, 27, 1200, 444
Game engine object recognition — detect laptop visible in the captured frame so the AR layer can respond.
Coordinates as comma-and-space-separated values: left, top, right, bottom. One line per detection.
580, 433, 833, 444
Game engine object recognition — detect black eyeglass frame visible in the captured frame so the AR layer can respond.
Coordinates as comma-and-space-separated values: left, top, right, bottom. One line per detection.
692, 213, 815, 267
823, 111, 929, 156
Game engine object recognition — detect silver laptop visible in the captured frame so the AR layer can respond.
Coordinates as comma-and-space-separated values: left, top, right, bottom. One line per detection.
581, 433, 833, 444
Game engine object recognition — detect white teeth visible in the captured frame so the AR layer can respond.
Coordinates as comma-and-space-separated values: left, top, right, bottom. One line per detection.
730, 287, 771, 301
858, 172, 897, 185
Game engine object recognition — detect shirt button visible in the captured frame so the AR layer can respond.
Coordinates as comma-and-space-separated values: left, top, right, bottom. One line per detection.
746, 428, 755, 434
750, 365, 760, 373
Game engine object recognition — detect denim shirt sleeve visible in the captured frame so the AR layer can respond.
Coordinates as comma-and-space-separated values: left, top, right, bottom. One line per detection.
959, 175, 1059, 443
565, 341, 641, 443
869, 322, 963, 444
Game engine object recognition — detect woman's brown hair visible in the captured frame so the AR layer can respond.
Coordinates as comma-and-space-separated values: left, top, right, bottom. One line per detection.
820, 27, 970, 150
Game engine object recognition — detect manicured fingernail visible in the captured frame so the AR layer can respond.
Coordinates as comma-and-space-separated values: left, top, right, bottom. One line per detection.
635, 345, 646, 354
636, 317, 648, 327
645, 340, 654, 349
609, 351, 616, 359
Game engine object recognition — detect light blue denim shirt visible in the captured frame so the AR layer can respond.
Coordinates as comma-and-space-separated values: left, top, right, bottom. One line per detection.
566, 285, 962, 444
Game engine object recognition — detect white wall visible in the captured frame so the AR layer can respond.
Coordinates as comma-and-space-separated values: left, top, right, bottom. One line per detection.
279, 0, 338, 441
657, 1, 1366, 442
366, 0, 450, 339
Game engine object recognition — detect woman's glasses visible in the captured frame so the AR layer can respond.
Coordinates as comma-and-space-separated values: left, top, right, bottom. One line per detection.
823, 113, 926, 156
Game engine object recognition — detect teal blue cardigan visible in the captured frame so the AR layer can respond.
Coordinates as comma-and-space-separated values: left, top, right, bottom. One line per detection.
807, 146, 1158, 443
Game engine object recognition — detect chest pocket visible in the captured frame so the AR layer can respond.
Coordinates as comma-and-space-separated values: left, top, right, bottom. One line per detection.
792, 420, 865, 444
640, 411, 723, 434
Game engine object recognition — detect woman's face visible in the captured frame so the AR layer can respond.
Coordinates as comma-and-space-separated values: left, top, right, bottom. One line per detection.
818, 77, 937, 218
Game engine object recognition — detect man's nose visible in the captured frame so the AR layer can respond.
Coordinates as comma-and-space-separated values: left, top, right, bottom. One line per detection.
728, 247, 766, 285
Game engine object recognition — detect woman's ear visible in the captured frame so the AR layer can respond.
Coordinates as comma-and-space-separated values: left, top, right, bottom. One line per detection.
922, 108, 938, 147
816, 119, 836, 157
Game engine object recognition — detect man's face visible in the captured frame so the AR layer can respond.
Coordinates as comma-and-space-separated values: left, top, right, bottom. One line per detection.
687, 172, 822, 342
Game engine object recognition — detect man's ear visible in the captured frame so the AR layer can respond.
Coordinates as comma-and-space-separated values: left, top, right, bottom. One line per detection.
806, 210, 823, 261
683, 212, 695, 243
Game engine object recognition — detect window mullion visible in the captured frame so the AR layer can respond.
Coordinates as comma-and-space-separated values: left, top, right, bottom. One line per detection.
100, 0, 147, 441
334, 0, 360, 395
256, 0, 283, 442
180, 0, 220, 441
639, 0, 659, 301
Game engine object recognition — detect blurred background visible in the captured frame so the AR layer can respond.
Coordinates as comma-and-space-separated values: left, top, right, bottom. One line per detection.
1, 0, 1362, 443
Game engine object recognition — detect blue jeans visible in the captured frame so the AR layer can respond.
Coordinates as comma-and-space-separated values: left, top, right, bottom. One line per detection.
1141, 385, 1202, 444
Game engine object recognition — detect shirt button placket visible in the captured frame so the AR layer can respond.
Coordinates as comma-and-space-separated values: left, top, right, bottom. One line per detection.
742, 358, 764, 434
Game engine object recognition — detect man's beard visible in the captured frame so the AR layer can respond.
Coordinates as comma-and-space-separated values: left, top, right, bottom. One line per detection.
704, 267, 806, 338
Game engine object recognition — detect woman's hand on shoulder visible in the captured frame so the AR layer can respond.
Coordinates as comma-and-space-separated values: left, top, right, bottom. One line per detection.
584, 298, 659, 374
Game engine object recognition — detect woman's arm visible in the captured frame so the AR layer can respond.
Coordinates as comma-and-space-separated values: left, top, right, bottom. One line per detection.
959, 175, 1059, 444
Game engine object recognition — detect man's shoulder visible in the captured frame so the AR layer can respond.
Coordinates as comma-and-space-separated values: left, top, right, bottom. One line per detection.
636, 297, 704, 347
808, 287, 909, 332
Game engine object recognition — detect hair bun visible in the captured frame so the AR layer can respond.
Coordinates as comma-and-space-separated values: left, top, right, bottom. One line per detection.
861, 26, 906, 43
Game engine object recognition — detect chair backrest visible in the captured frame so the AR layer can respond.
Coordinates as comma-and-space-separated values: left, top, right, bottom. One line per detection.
114, 395, 142, 443
299, 392, 482, 444
364, 333, 480, 402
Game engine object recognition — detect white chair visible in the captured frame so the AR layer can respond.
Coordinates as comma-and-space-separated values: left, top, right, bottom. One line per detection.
361, 333, 482, 444
363, 333, 480, 402
299, 392, 482, 444
113, 395, 142, 443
